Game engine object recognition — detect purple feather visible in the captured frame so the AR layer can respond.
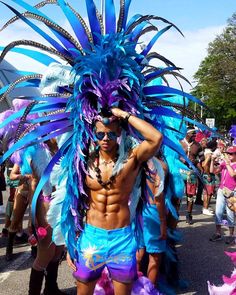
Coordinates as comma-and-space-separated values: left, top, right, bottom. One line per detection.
0, 110, 14, 137
12, 98, 31, 111
94, 269, 162, 295
229, 125, 236, 145
131, 276, 162, 294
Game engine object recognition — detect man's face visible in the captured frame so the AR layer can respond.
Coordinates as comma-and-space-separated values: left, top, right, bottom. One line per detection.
219, 145, 225, 153
227, 152, 236, 162
200, 139, 207, 148
187, 131, 196, 142
94, 121, 121, 152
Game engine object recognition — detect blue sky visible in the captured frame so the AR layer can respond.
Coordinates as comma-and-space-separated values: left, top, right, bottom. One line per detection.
129, 0, 235, 30
0, 0, 235, 91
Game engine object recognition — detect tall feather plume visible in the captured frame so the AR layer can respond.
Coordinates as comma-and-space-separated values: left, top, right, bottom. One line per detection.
0, 0, 217, 260
0, 40, 74, 64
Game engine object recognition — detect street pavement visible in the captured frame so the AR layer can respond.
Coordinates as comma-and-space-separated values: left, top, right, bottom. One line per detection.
0, 189, 235, 295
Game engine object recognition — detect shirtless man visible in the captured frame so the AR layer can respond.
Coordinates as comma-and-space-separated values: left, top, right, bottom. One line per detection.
70, 107, 162, 295
181, 128, 203, 224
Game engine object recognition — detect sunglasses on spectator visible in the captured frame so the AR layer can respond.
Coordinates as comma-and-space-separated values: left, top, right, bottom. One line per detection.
95, 131, 118, 141
226, 152, 236, 155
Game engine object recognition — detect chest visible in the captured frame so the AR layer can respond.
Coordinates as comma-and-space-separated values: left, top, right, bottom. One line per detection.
86, 158, 139, 191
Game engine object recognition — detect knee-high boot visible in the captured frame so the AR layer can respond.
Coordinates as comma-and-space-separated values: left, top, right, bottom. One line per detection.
43, 260, 66, 295
6, 231, 16, 261
28, 268, 44, 295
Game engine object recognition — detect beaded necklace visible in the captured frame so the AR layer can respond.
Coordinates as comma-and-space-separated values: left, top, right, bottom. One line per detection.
183, 138, 193, 157
94, 149, 118, 187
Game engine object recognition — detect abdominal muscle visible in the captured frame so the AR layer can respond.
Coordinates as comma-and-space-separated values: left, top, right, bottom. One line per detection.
85, 150, 139, 230
86, 189, 131, 230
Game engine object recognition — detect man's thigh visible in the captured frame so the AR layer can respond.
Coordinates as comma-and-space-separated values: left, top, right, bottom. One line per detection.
112, 279, 133, 295
77, 279, 98, 295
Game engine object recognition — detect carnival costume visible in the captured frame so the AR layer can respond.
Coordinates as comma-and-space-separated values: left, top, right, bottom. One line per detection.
0, 0, 214, 293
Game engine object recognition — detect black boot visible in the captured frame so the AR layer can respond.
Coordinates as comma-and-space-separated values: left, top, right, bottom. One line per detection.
6, 231, 16, 261
43, 261, 66, 295
28, 268, 44, 295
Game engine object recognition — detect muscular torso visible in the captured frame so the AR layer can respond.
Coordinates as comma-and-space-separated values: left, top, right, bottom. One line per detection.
85, 149, 140, 229
181, 140, 202, 166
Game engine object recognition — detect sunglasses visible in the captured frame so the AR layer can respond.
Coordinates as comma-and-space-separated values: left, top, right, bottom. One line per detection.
227, 152, 236, 155
95, 131, 118, 141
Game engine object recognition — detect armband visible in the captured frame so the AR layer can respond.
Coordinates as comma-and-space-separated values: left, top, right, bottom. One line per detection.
124, 112, 132, 124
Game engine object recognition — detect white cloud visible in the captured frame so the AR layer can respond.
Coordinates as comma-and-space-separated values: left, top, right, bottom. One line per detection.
148, 25, 225, 92
0, 19, 225, 93
0, 21, 55, 73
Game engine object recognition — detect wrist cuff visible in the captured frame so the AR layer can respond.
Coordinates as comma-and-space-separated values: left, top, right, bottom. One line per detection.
124, 112, 132, 123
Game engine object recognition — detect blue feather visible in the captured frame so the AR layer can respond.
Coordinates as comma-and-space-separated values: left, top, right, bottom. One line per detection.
57, 0, 91, 50
105, 0, 116, 33
1, 2, 72, 57
85, 0, 101, 44
121, 0, 132, 30
0, 46, 59, 66
10, 0, 77, 54
141, 25, 172, 57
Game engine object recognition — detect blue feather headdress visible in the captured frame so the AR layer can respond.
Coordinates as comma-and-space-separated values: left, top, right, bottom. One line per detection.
0, 0, 215, 258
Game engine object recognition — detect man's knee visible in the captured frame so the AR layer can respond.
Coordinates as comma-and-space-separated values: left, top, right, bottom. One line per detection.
149, 252, 162, 264
76, 279, 97, 295
187, 195, 195, 203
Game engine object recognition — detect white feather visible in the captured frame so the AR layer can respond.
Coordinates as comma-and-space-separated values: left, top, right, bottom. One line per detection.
32, 146, 53, 196
40, 62, 75, 94
47, 175, 67, 245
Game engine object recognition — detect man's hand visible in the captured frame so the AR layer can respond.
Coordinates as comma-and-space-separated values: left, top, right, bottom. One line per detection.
113, 106, 162, 163
211, 154, 217, 161
111, 107, 128, 119
20, 174, 32, 182
66, 252, 77, 271
224, 153, 231, 165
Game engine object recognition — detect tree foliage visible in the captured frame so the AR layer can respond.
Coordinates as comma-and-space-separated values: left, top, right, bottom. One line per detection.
191, 13, 236, 132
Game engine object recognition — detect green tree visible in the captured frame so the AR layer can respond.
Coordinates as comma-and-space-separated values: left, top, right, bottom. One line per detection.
191, 13, 236, 132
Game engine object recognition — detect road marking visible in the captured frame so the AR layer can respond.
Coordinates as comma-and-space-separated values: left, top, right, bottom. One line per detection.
0, 247, 31, 283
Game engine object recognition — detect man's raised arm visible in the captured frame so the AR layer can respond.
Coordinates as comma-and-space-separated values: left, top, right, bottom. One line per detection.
111, 108, 162, 163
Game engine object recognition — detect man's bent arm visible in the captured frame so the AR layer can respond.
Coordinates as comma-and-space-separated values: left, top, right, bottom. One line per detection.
111, 108, 162, 163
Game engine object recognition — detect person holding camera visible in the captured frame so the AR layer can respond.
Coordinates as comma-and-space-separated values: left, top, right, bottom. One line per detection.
209, 146, 236, 244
